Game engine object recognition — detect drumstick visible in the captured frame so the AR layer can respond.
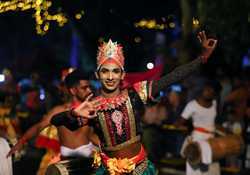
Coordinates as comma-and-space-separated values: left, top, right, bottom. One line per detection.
215, 129, 227, 136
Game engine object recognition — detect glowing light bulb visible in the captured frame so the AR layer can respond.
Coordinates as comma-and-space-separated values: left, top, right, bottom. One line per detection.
146, 62, 154, 69
0, 74, 5, 82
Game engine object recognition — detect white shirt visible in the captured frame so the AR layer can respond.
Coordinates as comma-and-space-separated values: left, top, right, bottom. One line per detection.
181, 100, 217, 133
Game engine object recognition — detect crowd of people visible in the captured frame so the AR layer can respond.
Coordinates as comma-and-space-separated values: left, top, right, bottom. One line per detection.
0, 31, 249, 175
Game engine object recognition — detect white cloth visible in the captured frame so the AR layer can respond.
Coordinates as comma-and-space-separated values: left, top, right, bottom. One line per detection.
0, 137, 13, 175
60, 142, 96, 158
181, 100, 217, 132
181, 100, 220, 175
196, 140, 212, 164
180, 136, 213, 165
184, 133, 220, 175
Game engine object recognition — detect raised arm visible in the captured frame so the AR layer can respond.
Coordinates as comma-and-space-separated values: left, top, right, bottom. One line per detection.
152, 58, 202, 96
6, 105, 66, 157
151, 31, 217, 96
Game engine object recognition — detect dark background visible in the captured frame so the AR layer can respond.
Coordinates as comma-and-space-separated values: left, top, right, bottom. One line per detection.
0, 0, 249, 81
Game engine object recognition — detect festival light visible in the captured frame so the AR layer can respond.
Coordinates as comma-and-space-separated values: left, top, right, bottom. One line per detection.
146, 62, 154, 70
192, 18, 200, 28
134, 18, 173, 30
135, 19, 166, 30
75, 10, 84, 20
39, 88, 45, 100
135, 16, 200, 30
169, 22, 176, 28
0, 74, 5, 82
134, 36, 142, 43
0, 0, 68, 35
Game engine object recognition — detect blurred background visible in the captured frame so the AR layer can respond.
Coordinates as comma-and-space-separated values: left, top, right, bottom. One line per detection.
0, 0, 250, 174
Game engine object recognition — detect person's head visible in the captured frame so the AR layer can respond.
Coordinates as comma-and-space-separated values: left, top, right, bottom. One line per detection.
95, 40, 125, 94
64, 70, 92, 102
201, 85, 215, 101
167, 85, 183, 107
198, 80, 218, 101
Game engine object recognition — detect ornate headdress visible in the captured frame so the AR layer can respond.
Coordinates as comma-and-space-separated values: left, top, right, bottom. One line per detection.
96, 39, 125, 70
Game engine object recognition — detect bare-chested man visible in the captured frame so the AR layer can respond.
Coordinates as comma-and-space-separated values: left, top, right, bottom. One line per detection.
7, 70, 99, 159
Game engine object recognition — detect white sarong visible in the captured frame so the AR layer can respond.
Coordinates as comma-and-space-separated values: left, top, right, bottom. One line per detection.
0, 137, 13, 175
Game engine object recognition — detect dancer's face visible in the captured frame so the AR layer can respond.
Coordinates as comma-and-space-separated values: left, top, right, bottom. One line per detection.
96, 62, 125, 93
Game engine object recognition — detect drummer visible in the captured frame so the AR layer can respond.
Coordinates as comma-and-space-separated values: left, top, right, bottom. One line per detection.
175, 78, 223, 175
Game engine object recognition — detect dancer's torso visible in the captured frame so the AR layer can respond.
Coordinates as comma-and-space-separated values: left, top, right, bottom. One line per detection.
91, 87, 146, 158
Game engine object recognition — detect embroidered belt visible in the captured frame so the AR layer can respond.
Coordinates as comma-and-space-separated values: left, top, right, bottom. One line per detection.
103, 135, 141, 151
194, 127, 214, 134
132, 159, 148, 175
93, 145, 147, 175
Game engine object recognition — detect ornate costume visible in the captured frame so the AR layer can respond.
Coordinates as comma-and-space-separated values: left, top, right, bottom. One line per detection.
90, 80, 155, 175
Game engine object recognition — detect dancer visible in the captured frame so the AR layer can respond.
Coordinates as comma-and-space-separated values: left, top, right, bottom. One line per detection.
59, 31, 217, 175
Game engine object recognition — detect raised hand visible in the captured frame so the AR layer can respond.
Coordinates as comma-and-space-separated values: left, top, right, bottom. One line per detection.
197, 31, 218, 62
70, 94, 101, 127
73, 93, 100, 119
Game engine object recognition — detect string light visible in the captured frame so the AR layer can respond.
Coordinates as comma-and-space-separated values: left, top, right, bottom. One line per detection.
134, 36, 141, 43
135, 17, 200, 30
75, 10, 84, 20
192, 18, 200, 28
0, 0, 68, 35
169, 22, 175, 28
134, 18, 171, 30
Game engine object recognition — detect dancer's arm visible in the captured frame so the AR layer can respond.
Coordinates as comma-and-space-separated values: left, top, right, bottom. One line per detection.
151, 31, 217, 96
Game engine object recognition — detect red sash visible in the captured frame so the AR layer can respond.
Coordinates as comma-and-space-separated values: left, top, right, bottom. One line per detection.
194, 127, 214, 134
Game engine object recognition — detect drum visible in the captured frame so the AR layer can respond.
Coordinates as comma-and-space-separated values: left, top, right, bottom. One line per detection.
45, 157, 94, 175
184, 134, 244, 165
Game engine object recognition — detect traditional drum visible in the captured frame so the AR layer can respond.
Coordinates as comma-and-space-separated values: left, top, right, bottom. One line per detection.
45, 157, 94, 175
183, 134, 244, 165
